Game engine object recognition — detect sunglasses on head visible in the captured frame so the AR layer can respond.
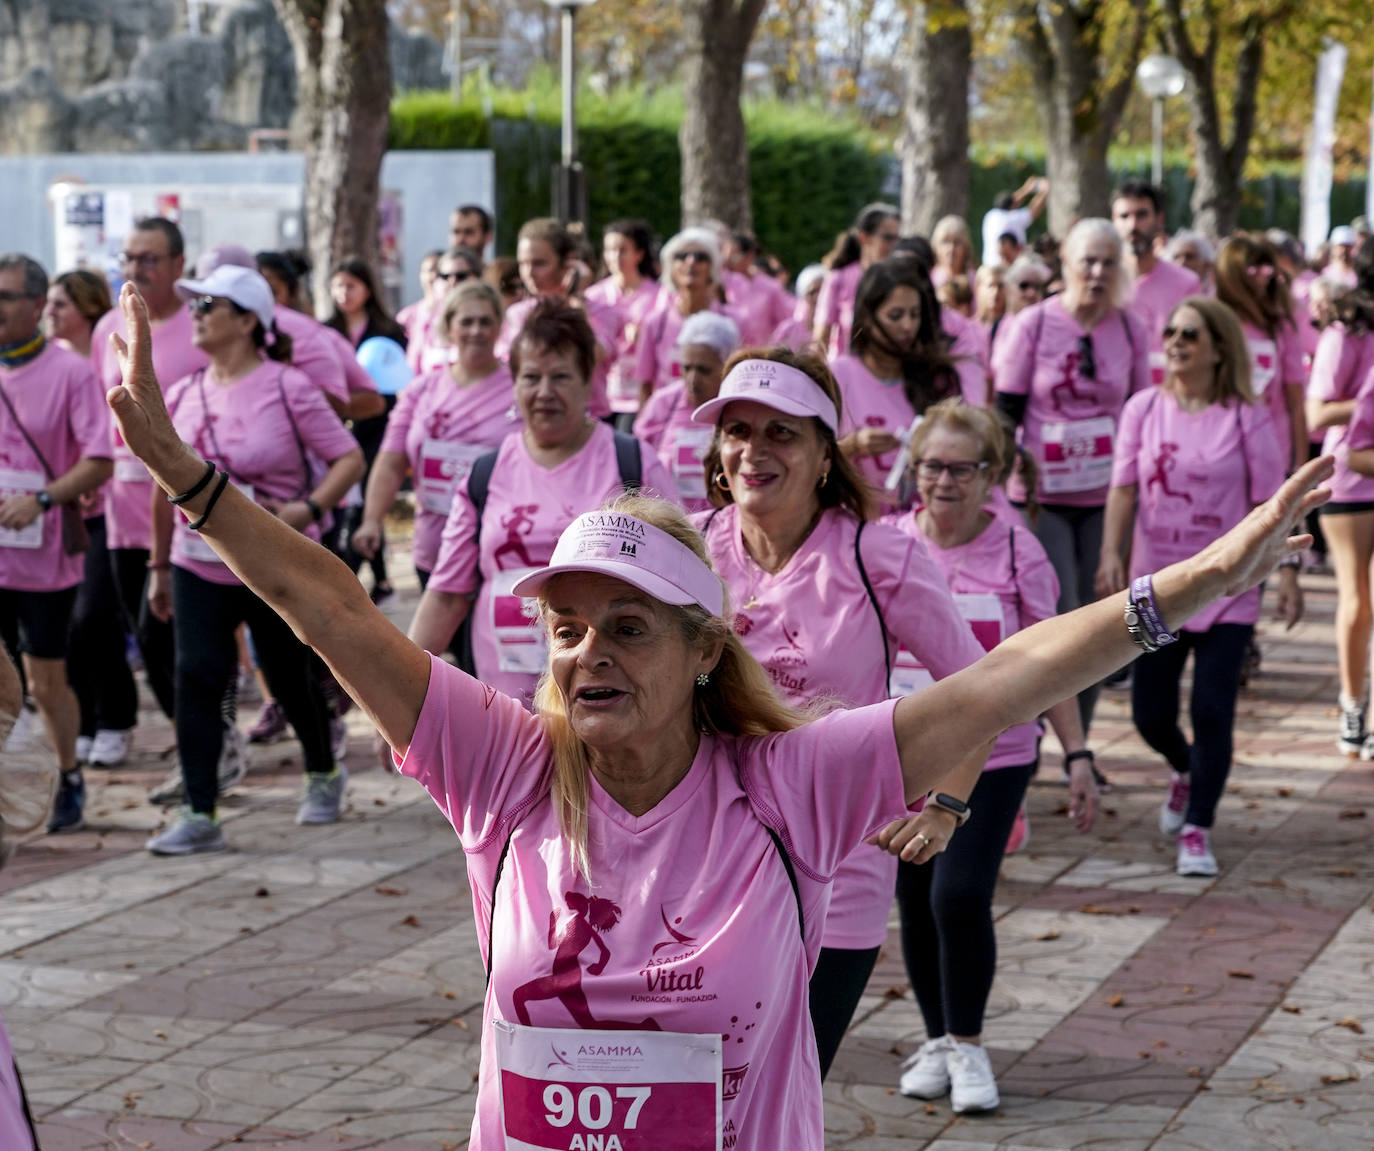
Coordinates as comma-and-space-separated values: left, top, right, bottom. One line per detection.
1162, 324, 1201, 343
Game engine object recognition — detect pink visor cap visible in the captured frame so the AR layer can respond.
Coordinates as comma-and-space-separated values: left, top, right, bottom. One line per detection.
691, 358, 838, 433
511, 510, 725, 618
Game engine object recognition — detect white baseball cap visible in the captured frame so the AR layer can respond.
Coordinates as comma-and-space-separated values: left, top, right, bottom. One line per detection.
175, 265, 276, 332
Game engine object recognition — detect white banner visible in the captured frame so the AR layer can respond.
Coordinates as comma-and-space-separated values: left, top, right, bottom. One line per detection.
1302, 41, 1347, 256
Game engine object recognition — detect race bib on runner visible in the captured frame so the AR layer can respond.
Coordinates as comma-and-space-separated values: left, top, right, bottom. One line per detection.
418, 440, 486, 515
1040, 417, 1115, 495
0, 469, 45, 550
179, 481, 253, 564
113, 445, 151, 484
494, 1021, 722, 1151
670, 427, 714, 501
1249, 338, 1277, 397
890, 592, 1004, 697
491, 567, 548, 674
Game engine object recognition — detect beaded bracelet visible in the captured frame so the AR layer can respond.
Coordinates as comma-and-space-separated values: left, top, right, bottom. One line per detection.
168, 459, 217, 506
186, 471, 230, 533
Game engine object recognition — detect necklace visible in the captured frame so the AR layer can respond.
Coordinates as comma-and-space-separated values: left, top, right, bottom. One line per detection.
739, 506, 826, 609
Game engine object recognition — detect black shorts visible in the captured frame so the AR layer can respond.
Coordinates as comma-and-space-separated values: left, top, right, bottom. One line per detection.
0, 585, 79, 659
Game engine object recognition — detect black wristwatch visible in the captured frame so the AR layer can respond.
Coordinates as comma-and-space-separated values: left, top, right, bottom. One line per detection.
929, 792, 972, 826
304, 497, 324, 523
34, 490, 53, 511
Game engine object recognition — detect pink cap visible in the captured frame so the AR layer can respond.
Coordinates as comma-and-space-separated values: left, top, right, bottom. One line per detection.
511, 509, 725, 617
690, 358, 838, 433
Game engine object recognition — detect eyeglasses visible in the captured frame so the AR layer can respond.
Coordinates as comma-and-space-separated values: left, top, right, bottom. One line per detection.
189, 295, 227, 317
1162, 325, 1202, 344
119, 251, 169, 269
435, 270, 472, 283
1077, 334, 1097, 381
914, 458, 990, 482
673, 251, 711, 264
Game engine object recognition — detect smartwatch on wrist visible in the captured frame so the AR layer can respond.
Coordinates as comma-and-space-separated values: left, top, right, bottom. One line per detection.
35, 490, 53, 511
304, 497, 324, 524
929, 792, 972, 827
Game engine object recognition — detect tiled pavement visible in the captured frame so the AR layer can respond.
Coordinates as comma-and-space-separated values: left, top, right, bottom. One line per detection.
7, 556, 1374, 1150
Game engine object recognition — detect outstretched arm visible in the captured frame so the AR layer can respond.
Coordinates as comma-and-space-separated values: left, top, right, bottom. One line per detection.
890, 457, 1332, 805
106, 285, 430, 754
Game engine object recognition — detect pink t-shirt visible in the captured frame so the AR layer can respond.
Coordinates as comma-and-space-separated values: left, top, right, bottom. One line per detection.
1310, 326, 1374, 503
378, 365, 520, 572
398, 655, 907, 1151
586, 278, 664, 413
891, 510, 1057, 769
943, 307, 993, 405
0, 1008, 33, 1151
1130, 259, 1201, 377
1322, 263, 1359, 290
1340, 364, 1374, 471
631, 297, 734, 396
317, 324, 381, 400
165, 361, 359, 586
272, 308, 349, 406
1242, 320, 1305, 468
769, 316, 815, 353
722, 268, 792, 347
831, 353, 920, 507
992, 295, 1149, 507
398, 298, 435, 373
1112, 388, 1285, 632
0, 343, 111, 591
696, 505, 984, 950
632, 383, 714, 512
427, 423, 677, 707
815, 262, 863, 356
93, 303, 210, 550
496, 297, 617, 420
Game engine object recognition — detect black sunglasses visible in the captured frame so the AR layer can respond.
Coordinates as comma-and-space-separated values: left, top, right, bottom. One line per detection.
189, 295, 226, 317
1162, 325, 1201, 344
436, 270, 472, 283
673, 251, 711, 264
1077, 334, 1096, 380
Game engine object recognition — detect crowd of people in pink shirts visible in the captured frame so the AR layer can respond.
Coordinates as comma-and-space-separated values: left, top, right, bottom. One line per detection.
0, 180, 1366, 1144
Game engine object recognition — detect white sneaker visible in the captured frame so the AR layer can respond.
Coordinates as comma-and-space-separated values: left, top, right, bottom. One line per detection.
1176, 824, 1218, 877
1339, 697, 1366, 756
297, 764, 347, 825
4, 705, 42, 753
147, 809, 226, 855
88, 728, 131, 767
76, 735, 94, 763
148, 765, 186, 806
898, 1035, 952, 1098
948, 1041, 999, 1113
1160, 771, 1190, 836
219, 721, 247, 791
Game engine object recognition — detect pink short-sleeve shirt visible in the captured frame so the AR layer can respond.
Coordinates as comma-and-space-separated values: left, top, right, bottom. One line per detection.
397, 654, 908, 1151
1241, 320, 1306, 468
586, 278, 663, 413
1112, 388, 1285, 631
165, 361, 359, 586
992, 295, 1149, 507
815, 263, 863, 356
697, 505, 984, 950
426, 423, 679, 707
1310, 326, 1374, 503
632, 383, 714, 513
93, 304, 210, 551
0, 343, 111, 591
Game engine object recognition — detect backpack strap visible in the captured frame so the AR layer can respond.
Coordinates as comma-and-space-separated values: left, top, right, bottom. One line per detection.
763, 825, 804, 941
611, 430, 643, 492
853, 519, 892, 688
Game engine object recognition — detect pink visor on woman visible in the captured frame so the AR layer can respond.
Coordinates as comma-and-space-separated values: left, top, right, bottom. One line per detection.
690, 358, 838, 433
511, 510, 725, 617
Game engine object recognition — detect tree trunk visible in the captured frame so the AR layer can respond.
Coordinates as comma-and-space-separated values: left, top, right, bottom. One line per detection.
1016, 0, 1148, 235
679, 0, 768, 230
273, 0, 392, 314
900, 0, 971, 236
1164, 1, 1269, 239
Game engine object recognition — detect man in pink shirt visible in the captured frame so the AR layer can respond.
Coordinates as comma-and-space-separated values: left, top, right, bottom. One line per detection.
0, 254, 113, 833
91, 218, 207, 722
1112, 181, 1201, 381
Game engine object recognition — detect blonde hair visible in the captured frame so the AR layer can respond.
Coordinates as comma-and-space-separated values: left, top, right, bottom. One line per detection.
440, 278, 504, 333
1169, 295, 1255, 405
910, 397, 1011, 477
531, 494, 805, 879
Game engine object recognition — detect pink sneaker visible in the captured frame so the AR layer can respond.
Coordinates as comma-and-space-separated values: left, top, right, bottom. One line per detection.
1004, 805, 1030, 855
1160, 772, 1189, 836
1176, 824, 1218, 877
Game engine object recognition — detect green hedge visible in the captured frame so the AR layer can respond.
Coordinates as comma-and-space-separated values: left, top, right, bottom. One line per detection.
391, 82, 889, 275
392, 83, 1368, 274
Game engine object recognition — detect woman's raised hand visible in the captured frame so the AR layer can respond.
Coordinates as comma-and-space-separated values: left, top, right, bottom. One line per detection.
1202, 455, 1332, 599
106, 284, 194, 483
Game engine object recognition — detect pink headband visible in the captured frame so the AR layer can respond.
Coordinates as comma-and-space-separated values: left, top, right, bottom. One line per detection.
690, 358, 838, 433
511, 510, 725, 617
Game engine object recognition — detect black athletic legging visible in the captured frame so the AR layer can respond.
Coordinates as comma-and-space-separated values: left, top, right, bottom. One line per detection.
109, 545, 176, 719
1130, 623, 1252, 830
897, 762, 1035, 1040
67, 516, 138, 737
810, 944, 881, 1079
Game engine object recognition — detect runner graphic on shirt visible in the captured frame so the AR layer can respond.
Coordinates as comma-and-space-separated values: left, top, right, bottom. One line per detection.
1050, 349, 1090, 411
1145, 442, 1192, 503
491, 504, 538, 569
511, 892, 662, 1031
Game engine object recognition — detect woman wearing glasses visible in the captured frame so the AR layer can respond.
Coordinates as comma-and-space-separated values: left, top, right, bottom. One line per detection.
1096, 297, 1295, 877
1002, 253, 1052, 318
412, 246, 484, 373
144, 265, 363, 855
891, 399, 1097, 1113
993, 218, 1150, 731
691, 351, 989, 1080
630, 227, 737, 406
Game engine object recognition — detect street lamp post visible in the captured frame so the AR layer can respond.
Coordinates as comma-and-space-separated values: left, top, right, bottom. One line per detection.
544, 0, 599, 229
1135, 54, 1187, 188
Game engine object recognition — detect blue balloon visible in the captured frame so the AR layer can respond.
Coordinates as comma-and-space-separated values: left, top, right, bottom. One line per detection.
356, 336, 412, 396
